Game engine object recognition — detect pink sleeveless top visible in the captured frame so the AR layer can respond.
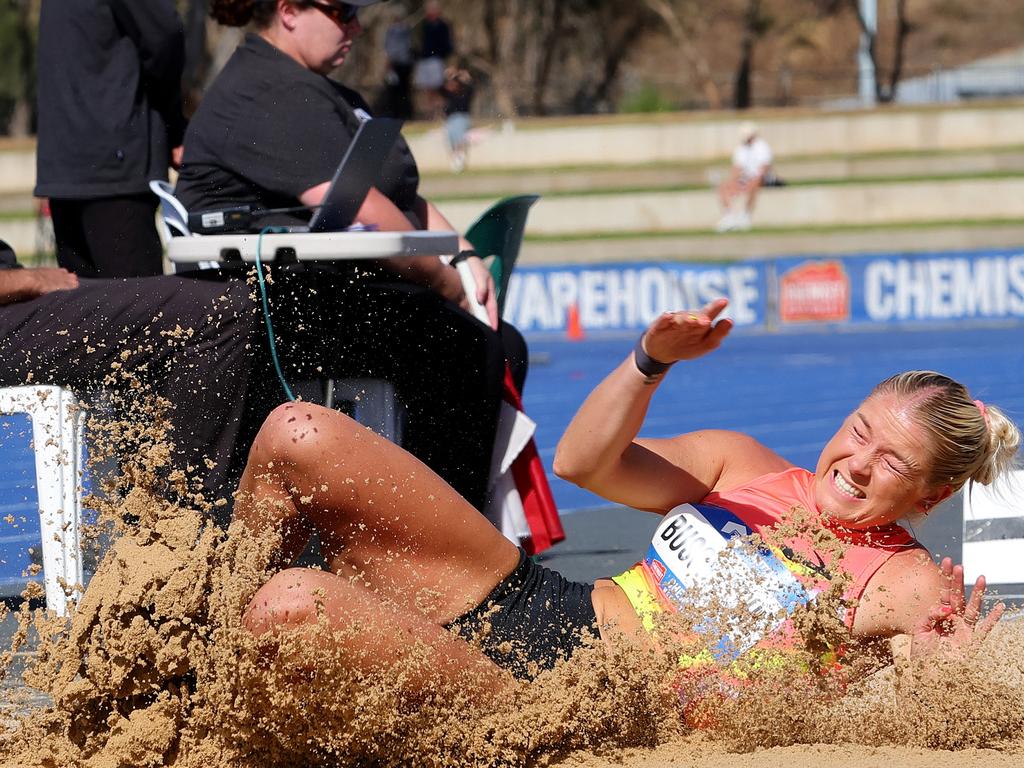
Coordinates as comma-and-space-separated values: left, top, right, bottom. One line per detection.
703, 466, 923, 627
612, 467, 924, 649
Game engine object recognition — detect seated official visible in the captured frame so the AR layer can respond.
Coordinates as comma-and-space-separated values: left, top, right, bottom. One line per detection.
174, 1, 527, 511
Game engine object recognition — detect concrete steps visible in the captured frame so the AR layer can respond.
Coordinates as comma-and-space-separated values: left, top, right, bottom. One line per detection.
4, 103, 1024, 262
515, 221, 1024, 265
420, 148, 1024, 201
436, 176, 1024, 238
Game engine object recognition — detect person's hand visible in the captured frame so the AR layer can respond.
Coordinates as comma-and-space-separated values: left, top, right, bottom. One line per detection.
463, 255, 498, 329
641, 298, 733, 364
171, 145, 185, 170
30, 267, 80, 297
910, 557, 1004, 661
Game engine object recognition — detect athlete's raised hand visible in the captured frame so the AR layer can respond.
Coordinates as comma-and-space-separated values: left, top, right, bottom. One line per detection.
641, 298, 733, 364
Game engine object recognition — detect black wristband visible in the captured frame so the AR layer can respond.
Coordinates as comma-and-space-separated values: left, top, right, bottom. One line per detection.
450, 248, 478, 266
633, 335, 673, 378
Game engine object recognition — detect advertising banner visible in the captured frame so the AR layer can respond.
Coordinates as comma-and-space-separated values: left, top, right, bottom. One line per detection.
503, 249, 1024, 334
502, 261, 769, 334
777, 249, 1024, 327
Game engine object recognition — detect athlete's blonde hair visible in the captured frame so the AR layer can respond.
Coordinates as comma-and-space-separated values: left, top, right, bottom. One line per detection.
871, 370, 1020, 491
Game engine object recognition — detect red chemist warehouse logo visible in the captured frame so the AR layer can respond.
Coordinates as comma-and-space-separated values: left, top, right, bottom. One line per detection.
779, 260, 850, 323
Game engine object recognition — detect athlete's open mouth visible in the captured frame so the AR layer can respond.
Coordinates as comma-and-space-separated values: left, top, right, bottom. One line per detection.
833, 469, 865, 500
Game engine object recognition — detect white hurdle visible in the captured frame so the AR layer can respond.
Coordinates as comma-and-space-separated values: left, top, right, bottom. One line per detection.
0, 385, 84, 616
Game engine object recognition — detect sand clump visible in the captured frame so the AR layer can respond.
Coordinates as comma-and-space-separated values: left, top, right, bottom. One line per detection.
0, 394, 1022, 765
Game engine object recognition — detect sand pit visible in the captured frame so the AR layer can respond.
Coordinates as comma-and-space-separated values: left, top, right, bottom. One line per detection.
0, 393, 1021, 767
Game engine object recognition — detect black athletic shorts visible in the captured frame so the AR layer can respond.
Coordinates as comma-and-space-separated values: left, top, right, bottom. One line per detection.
444, 549, 598, 680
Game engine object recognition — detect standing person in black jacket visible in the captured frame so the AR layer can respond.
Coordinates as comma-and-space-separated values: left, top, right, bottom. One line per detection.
34, 0, 188, 278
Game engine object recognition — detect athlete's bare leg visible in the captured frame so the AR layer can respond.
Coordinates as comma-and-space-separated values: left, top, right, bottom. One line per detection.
234, 402, 522, 699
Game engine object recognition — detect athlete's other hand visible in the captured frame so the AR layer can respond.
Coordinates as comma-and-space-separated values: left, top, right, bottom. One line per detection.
642, 298, 733, 364
910, 557, 1003, 661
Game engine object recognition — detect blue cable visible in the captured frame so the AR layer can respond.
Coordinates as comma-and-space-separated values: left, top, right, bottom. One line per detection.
255, 226, 296, 401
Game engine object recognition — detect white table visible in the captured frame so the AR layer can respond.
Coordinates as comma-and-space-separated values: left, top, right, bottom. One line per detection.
166, 230, 459, 264
166, 229, 490, 324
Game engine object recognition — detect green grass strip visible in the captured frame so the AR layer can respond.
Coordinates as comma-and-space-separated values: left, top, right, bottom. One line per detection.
524, 217, 1024, 243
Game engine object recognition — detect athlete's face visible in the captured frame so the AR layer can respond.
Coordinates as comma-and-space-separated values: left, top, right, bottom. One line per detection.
813, 393, 947, 529
293, 2, 363, 75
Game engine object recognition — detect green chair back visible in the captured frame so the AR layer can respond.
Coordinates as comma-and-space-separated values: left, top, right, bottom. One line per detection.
465, 194, 540, 314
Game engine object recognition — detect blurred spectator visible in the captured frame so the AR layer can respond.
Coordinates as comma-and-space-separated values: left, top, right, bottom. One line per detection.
716, 121, 773, 232
412, 0, 453, 119
443, 63, 474, 173
34, 0, 187, 278
377, 3, 414, 120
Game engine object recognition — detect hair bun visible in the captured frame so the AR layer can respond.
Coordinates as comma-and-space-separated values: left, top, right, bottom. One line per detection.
972, 404, 1021, 485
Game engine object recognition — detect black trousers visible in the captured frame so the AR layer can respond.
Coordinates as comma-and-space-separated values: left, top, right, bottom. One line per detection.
0, 268, 524, 519
0, 275, 262, 508
264, 266, 524, 511
50, 194, 165, 278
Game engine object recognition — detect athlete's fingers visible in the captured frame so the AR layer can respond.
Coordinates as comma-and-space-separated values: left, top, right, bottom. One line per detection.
963, 574, 985, 625
938, 557, 954, 610
917, 602, 951, 636
976, 602, 1005, 637
949, 563, 966, 615
705, 317, 734, 348
701, 298, 730, 322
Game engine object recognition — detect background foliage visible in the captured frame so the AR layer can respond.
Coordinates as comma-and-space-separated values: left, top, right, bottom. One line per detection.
2, 0, 1022, 136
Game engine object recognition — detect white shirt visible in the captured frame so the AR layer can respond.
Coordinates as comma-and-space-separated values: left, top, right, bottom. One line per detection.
732, 137, 773, 180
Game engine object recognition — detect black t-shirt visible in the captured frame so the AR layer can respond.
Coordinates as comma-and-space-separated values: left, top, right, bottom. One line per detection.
0, 241, 19, 269
176, 34, 420, 225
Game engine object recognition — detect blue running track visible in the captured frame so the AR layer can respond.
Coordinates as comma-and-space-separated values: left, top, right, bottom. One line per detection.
523, 324, 1024, 513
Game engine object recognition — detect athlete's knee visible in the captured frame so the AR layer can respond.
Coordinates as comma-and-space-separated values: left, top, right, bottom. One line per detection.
243, 568, 334, 635
252, 401, 349, 464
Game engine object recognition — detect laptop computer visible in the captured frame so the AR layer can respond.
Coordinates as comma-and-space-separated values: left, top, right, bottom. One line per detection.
303, 117, 402, 233
188, 117, 402, 234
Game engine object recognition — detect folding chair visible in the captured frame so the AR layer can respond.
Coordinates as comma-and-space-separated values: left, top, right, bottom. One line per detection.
149, 179, 192, 240
0, 386, 85, 616
465, 195, 540, 315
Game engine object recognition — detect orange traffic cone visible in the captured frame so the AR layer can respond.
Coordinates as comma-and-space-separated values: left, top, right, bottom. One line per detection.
566, 302, 585, 341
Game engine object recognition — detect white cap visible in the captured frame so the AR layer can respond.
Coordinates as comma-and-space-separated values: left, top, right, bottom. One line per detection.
738, 121, 758, 142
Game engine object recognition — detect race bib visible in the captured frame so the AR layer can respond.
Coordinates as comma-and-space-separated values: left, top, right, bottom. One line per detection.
645, 504, 812, 660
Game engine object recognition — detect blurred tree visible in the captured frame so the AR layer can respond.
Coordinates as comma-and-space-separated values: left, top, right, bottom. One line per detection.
815, 0, 915, 102
437, 0, 657, 116
642, 0, 723, 109
0, 0, 39, 137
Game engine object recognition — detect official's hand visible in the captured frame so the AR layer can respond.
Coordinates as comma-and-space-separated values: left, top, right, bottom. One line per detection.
30, 267, 80, 297
910, 557, 1004, 660
464, 255, 498, 329
641, 298, 733, 364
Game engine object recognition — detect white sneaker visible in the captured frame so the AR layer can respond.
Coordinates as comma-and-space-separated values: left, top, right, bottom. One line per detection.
735, 211, 752, 231
715, 212, 737, 233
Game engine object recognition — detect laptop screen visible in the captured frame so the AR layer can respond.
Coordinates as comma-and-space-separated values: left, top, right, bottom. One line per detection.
307, 117, 403, 233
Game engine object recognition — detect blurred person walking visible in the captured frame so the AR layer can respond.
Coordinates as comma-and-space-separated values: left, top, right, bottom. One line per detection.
412, 0, 453, 119
34, 0, 187, 278
377, 3, 415, 120
442, 62, 474, 173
